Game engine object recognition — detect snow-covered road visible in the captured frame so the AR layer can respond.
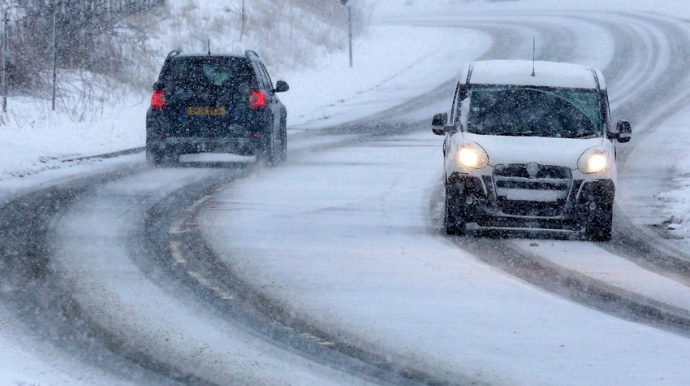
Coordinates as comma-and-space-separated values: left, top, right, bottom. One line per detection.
199, 10, 690, 386
202, 131, 690, 385
6, 4, 690, 386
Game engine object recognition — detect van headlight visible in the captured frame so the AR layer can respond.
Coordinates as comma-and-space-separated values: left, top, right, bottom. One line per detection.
457, 143, 489, 169
578, 148, 609, 174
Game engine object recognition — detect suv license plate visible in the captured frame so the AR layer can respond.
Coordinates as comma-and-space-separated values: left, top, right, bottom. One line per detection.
187, 107, 226, 116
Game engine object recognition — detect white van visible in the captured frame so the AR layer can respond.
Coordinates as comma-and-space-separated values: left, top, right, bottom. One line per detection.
432, 60, 632, 240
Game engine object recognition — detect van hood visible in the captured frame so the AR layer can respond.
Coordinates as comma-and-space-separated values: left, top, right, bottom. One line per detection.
460, 132, 605, 169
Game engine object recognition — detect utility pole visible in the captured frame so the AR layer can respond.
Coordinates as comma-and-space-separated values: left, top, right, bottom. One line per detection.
240, 0, 246, 43
348, 6, 353, 68
2, 5, 8, 114
341, 0, 353, 68
52, 8, 57, 111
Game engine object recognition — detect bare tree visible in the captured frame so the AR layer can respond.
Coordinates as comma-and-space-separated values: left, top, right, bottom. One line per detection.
6, 0, 164, 92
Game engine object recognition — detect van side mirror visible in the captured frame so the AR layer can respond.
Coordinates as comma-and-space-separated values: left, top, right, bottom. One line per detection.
616, 120, 632, 143
274, 80, 289, 93
432, 113, 448, 135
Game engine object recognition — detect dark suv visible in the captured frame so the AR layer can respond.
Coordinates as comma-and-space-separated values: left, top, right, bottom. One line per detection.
146, 50, 289, 165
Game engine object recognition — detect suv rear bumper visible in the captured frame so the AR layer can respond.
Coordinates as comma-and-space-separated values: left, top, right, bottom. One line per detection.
147, 137, 260, 156
146, 107, 272, 157
447, 172, 615, 231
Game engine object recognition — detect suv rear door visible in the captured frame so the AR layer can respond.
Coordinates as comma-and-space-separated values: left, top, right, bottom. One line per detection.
253, 61, 282, 133
161, 56, 255, 138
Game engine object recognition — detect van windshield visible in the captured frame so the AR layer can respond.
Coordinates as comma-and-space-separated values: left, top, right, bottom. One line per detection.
466, 87, 601, 138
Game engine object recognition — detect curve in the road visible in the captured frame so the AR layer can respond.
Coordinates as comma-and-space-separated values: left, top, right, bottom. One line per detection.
6, 9, 690, 386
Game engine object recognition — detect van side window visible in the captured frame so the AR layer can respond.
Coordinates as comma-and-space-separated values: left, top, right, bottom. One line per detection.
450, 84, 460, 123
600, 90, 610, 131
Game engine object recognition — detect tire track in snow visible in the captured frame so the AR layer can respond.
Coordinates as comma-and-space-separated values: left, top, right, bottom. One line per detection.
141, 174, 472, 386
0, 166, 206, 386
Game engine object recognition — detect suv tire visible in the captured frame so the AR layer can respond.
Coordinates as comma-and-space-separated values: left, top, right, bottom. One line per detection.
147, 148, 165, 166
147, 148, 179, 166
277, 122, 287, 163
256, 130, 275, 166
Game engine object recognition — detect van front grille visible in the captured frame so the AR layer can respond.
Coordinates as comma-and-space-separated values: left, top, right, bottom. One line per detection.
492, 164, 573, 217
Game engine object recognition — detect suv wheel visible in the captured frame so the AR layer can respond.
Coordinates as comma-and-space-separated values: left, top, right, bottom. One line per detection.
585, 204, 612, 241
256, 130, 275, 165
277, 122, 287, 163
444, 183, 466, 235
147, 147, 167, 166
147, 147, 178, 166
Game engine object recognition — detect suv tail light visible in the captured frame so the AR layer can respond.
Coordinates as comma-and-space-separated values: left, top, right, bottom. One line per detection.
249, 90, 266, 109
151, 90, 166, 109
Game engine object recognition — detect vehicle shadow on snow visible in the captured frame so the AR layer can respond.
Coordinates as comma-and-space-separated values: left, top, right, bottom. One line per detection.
468, 227, 588, 241
152, 154, 259, 170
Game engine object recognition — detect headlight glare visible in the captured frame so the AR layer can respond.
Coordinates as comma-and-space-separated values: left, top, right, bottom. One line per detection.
457, 144, 489, 169
578, 148, 609, 174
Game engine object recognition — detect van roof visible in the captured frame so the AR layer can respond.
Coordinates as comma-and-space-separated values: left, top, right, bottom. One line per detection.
461, 60, 605, 90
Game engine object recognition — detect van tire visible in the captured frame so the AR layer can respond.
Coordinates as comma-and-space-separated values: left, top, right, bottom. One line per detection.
586, 204, 613, 241
444, 183, 466, 236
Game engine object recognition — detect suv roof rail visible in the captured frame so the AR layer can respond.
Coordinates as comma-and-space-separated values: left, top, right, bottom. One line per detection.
167, 49, 182, 59
245, 50, 260, 60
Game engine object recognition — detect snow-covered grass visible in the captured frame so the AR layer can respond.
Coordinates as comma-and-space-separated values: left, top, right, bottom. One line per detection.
647, 108, 690, 240
0, 78, 146, 182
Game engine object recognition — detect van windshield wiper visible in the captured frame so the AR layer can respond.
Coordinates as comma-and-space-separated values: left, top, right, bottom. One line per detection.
570, 131, 598, 138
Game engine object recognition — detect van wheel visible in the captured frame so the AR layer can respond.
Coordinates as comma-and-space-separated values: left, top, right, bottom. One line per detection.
444, 183, 466, 235
586, 204, 612, 241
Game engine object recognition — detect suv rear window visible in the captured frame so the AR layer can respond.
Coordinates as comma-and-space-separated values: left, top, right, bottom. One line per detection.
161, 57, 254, 91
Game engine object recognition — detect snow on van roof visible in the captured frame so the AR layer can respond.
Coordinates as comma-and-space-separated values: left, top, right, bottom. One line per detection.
466, 60, 604, 90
